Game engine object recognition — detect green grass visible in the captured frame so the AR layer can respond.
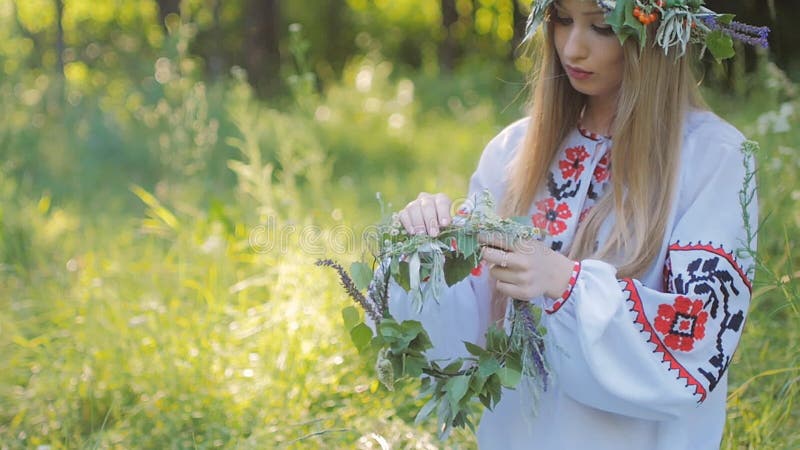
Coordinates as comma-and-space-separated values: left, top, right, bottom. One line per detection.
0, 54, 798, 449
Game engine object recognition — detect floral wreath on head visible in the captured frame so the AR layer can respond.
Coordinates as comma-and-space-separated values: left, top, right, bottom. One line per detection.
525, 0, 770, 60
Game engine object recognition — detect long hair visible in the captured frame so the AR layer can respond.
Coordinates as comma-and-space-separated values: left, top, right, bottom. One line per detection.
489, 9, 706, 324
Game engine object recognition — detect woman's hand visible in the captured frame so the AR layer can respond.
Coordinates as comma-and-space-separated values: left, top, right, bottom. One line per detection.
478, 232, 576, 300
398, 192, 452, 237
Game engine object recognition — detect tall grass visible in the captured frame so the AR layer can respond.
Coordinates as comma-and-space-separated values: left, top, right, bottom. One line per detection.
0, 30, 798, 449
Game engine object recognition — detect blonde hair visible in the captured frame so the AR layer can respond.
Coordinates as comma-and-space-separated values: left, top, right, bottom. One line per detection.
489, 9, 706, 324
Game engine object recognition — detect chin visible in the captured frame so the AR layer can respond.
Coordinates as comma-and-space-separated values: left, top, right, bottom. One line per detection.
567, 80, 597, 96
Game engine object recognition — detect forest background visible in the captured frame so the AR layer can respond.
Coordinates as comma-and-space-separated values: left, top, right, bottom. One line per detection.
0, 0, 798, 448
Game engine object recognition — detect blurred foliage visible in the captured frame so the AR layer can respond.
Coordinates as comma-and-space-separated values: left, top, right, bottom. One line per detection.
0, 0, 798, 448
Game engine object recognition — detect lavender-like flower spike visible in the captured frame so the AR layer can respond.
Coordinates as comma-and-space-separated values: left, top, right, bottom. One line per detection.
517, 302, 550, 389
728, 20, 770, 47
316, 258, 382, 323
701, 15, 770, 49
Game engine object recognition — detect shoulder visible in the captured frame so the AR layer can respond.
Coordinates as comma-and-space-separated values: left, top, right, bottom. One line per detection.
466, 117, 531, 203
480, 116, 530, 163
674, 109, 753, 213
681, 109, 747, 164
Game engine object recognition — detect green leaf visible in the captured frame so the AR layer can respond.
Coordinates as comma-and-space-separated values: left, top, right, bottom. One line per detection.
443, 253, 477, 287
395, 260, 411, 291
350, 323, 373, 352
486, 374, 502, 408
410, 330, 433, 352
607, 0, 644, 47
497, 366, 522, 388
341, 306, 360, 331
403, 354, 427, 378
464, 341, 487, 358
417, 377, 436, 399
446, 375, 470, 412
454, 230, 478, 258
479, 392, 492, 409
470, 371, 488, 393
505, 350, 522, 373
350, 262, 373, 290
485, 325, 508, 354
378, 319, 402, 340
706, 30, 735, 61
400, 319, 423, 336
415, 397, 439, 424
443, 359, 464, 374
716, 13, 735, 25
478, 355, 501, 378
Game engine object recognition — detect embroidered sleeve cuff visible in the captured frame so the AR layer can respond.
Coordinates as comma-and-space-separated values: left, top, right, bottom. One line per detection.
545, 260, 581, 314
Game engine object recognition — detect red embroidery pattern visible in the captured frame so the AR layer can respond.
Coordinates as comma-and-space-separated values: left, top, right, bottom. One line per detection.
654, 296, 709, 352
577, 124, 610, 141
545, 261, 581, 314
558, 145, 590, 180
593, 152, 610, 183
621, 278, 708, 402
532, 198, 572, 236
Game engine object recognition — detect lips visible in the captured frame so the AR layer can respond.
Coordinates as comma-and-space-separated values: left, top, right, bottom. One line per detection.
564, 64, 593, 80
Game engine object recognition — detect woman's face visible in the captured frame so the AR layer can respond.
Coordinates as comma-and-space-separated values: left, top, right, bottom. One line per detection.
551, 0, 624, 100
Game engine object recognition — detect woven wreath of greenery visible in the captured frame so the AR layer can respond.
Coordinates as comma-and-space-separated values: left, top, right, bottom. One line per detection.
317, 190, 552, 438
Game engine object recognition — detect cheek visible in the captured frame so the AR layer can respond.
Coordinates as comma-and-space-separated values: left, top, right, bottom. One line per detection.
552, 28, 567, 59
601, 45, 624, 81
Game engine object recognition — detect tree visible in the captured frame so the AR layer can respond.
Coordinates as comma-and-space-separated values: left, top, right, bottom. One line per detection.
55, 0, 64, 79
243, 0, 281, 95
439, 0, 461, 73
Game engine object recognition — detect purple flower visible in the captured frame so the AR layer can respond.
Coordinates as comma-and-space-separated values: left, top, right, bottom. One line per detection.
316, 258, 383, 323
701, 15, 770, 49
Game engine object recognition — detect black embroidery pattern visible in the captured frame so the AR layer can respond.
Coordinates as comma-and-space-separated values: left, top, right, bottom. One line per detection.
665, 242, 751, 393
547, 171, 581, 201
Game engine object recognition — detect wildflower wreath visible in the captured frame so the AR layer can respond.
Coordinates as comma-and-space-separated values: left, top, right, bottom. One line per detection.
317, 190, 550, 438
525, 0, 770, 61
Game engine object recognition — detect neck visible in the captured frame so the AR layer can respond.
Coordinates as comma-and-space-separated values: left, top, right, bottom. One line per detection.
582, 92, 618, 136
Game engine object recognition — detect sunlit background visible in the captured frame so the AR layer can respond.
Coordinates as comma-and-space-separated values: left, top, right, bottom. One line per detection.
0, 0, 797, 448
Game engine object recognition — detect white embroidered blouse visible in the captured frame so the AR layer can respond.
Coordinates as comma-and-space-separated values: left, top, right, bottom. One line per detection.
385, 109, 757, 450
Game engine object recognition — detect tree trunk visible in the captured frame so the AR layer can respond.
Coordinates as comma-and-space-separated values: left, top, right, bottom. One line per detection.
244, 0, 281, 95
207, 0, 224, 80
55, 0, 64, 78
439, 0, 460, 74
156, 0, 181, 30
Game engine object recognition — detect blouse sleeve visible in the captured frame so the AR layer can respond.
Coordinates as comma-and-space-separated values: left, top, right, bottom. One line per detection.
379, 119, 529, 361
543, 119, 757, 420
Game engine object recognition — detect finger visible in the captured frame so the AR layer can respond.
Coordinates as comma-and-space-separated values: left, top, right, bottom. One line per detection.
477, 231, 513, 251
481, 246, 516, 269
495, 279, 524, 300
511, 236, 544, 255
418, 195, 441, 236
480, 245, 499, 264
433, 193, 452, 227
406, 201, 427, 235
489, 264, 517, 283
398, 208, 414, 234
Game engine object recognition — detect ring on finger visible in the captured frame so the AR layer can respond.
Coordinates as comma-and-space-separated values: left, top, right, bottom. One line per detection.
500, 250, 509, 268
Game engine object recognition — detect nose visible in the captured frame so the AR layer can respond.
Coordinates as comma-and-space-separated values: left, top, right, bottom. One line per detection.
562, 27, 589, 61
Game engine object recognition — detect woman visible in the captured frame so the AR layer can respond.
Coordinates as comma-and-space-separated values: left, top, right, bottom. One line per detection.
388, 0, 763, 448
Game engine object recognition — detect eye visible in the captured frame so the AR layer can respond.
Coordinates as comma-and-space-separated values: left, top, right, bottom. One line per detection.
592, 24, 614, 35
